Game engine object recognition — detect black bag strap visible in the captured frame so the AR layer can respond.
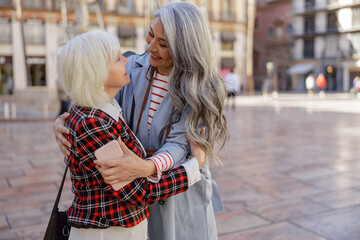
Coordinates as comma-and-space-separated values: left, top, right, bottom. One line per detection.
52, 166, 68, 212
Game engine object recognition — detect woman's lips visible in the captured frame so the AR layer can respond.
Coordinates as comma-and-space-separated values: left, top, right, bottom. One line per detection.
150, 54, 161, 61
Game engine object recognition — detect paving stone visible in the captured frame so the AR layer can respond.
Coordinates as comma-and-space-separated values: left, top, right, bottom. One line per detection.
215, 209, 269, 235
246, 198, 331, 221
304, 187, 360, 209
292, 205, 360, 240
255, 180, 326, 199
301, 173, 360, 191
219, 222, 328, 240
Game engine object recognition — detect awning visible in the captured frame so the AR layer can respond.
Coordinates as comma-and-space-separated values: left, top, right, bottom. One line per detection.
221, 58, 235, 68
288, 63, 315, 74
221, 31, 236, 42
118, 26, 136, 38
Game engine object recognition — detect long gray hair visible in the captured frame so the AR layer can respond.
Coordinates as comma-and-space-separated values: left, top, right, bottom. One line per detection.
155, 2, 229, 162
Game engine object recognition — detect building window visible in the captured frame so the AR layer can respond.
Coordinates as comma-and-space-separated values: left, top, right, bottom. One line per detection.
221, 0, 234, 21
287, 25, 292, 35
54, 0, 76, 11
349, 33, 360, 56
325, 36, 338, 58
268, 28, 274, 37
305, 0, 315, 10
305, 16, 315, 34
0, 57, 13, 95
255, 17, 259, 29
327, 12, 338, 31
275, 26, 283, 38
0, 0, 11, 7
24, 0, 45, 9
118, 26, 136, 49
0, 18, 11, 43
352, 7, 360, 29
118, 0, 134, 14
304, 39, 314, 58
26, 58, 46, 86
24, 19, 45, 44
327, 0, 338, 6
221, 41, 234, 51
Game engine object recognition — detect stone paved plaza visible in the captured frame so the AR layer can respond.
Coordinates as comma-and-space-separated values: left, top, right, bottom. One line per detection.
1, 93, 360, 240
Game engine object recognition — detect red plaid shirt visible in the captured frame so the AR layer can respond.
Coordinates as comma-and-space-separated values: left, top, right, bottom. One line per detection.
65, 105, 189, 228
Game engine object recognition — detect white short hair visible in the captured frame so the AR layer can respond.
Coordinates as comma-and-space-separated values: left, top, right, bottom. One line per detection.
58, 30, 121, 108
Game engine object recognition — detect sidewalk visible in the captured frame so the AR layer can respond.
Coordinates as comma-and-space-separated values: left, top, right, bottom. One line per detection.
1, 93, 360, 239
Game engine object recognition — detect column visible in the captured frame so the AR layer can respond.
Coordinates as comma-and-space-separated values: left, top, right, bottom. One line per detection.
343, 66, 349, 92
213, 31, 221, 70
136, 26, 146, 53
136, 0, 144, 15
45, 18, 58, 89
11, 16, 27, 90
212, 0, 220, 21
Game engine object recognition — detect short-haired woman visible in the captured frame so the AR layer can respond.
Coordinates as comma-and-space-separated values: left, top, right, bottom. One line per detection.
58, 30, 204, 240
54, 2, 229, 240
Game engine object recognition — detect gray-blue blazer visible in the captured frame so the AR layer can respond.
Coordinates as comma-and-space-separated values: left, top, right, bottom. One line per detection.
116, 52, 222, 240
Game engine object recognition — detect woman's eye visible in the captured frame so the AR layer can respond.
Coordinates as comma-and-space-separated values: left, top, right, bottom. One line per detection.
160, 44, 167, 48
149, 31, 154, 37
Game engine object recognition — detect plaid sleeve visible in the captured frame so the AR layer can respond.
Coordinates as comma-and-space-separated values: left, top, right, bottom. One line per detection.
112, 166, 189, 207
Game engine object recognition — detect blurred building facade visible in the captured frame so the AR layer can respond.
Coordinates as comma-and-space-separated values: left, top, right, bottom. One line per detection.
0, 0, 247, 110
290, 0, 360, 92
253, 0, 293, 92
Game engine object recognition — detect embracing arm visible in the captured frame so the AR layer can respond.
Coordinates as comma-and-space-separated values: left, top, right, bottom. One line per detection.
76, 118, 201, 208
53, 113, 71, 157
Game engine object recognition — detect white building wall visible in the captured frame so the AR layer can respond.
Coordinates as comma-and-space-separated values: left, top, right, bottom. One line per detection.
45, 18, 58, 89
316, 0, 327, 9
293, 16, 304, 36
314, 36, 325, 59
136, 27, 146, 53
293, 0, 304, 13
293, 39, 303, 60
213, 31, 221, 69
315, 12, 326, 33
11, 18, 27, 90
234, 32, 246, 83
235, 0, 246, 23
212, 0, 220, 21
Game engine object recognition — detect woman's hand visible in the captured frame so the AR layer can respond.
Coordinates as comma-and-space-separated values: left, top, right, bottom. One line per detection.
53, 113, 71, 157
94, 138, 156, 185
186, 129, 206, 169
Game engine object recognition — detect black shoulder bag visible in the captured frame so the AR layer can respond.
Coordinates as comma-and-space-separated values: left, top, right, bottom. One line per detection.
43, 166, 71, 240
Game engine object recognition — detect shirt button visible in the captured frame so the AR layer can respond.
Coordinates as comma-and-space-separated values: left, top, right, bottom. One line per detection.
159, 200, 165, 205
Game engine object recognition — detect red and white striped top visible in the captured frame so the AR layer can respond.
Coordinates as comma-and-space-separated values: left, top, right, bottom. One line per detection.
146, 71, 174, 182
147, 72, 169, 130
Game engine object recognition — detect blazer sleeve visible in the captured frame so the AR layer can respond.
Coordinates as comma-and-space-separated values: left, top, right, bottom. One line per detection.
75, 117, 191, 208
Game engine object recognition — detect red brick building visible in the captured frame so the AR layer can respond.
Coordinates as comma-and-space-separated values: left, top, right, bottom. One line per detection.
253, 0, 292, 91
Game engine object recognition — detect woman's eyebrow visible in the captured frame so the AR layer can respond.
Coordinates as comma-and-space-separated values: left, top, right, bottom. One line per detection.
149, 26, 166, 42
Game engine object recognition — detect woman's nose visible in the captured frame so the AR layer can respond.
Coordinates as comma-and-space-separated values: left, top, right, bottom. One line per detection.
147, 40, 157, 52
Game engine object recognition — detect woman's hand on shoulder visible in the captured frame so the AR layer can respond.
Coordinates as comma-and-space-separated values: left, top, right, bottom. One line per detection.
53, 113, 71, 157
186, 129, 206, 169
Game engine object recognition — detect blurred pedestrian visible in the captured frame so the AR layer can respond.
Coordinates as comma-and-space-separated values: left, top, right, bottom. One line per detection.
350, 76, 360, 98
316, 73, 327, 98
305, 74, 315, 95
224, 69, 240, 108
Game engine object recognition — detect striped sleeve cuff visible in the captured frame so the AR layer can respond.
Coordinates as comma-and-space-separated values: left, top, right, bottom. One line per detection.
146, 152, 174, 183
181, 157, 201, 187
